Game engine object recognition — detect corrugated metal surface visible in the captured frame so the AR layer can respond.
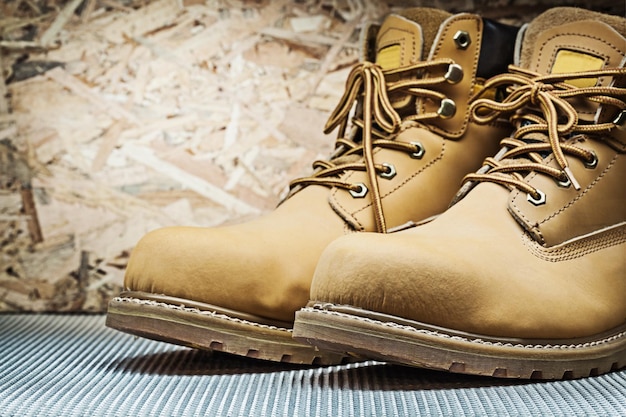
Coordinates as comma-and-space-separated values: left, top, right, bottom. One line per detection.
1, 314, 624, 416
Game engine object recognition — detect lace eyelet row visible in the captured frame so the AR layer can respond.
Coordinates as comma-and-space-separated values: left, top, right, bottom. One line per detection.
347, 142, 427, 199
527, 150, 599, 206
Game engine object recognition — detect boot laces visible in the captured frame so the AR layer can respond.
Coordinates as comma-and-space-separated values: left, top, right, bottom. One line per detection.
465, 65, 626, 200
288, 59, 460, 232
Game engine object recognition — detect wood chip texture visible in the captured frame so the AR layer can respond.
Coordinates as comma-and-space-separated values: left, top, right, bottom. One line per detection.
0, 0, 622, 311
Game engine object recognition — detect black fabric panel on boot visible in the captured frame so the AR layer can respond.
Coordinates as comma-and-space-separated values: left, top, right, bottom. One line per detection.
477, 19, 520, 79
363, 23, 380, 63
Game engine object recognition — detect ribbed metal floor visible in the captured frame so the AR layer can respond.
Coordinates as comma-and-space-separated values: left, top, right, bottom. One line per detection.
1, 315, 625, 416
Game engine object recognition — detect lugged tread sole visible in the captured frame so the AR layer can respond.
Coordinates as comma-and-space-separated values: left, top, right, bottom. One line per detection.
293, 305, 626, 379
106, 293, 349, 365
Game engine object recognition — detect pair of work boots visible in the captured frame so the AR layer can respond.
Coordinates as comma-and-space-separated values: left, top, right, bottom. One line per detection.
107, 7, 626, 380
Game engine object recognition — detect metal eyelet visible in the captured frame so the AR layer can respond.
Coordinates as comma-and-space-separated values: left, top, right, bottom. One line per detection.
379, 163, 396, 180
444, 64, 463, 84
410, 142, 425, 159
349, 183, 368, 198
556, 175, 571, 188
584, 151, 598, 169
438, 98, 456, 119
453, 30, 471, 49
527, 189, 546, 206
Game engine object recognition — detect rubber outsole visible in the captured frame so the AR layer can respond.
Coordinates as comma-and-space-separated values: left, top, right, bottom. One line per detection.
106, 293, 349, 365
293, 305, 626, 379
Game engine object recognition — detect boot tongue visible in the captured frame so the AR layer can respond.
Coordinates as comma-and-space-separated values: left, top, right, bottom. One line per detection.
374, 8, 452, 71
519, 7, 626, 122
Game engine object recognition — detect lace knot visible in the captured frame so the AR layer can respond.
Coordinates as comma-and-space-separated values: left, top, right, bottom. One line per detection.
529, 81, 552, 105
464, 66, 626, 197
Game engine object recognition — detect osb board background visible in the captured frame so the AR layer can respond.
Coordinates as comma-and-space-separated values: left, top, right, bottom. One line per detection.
0, 0, 623, 312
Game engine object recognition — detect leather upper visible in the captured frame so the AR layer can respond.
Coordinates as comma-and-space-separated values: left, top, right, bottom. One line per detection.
310, 182, 626, 339
308, 8, 626, 338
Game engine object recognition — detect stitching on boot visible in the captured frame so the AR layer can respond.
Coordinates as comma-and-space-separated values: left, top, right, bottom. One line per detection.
509, 195, 546, 245
521, 223, 626, 261
542, 32, 624, 61
114, 297, 293, 332
377, 141, 445, 203
329, 191, 365, 231
302, 307, 625, 349
351, 136, 445, 218
538, 153, 618, 227
509, 153, 619, 247
535, 32, 622, 118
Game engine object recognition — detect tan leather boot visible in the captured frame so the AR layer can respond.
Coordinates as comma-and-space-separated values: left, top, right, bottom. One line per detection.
294, 7, 626, 377
106, 8, 518, 364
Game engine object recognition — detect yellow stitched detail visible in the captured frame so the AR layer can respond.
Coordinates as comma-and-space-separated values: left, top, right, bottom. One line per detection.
376, 45, 402, 70
551, 49, 605, 88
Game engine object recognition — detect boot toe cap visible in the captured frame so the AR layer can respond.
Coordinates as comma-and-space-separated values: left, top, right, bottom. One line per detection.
123, 225, 314, 322
309, 229, 626, 339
